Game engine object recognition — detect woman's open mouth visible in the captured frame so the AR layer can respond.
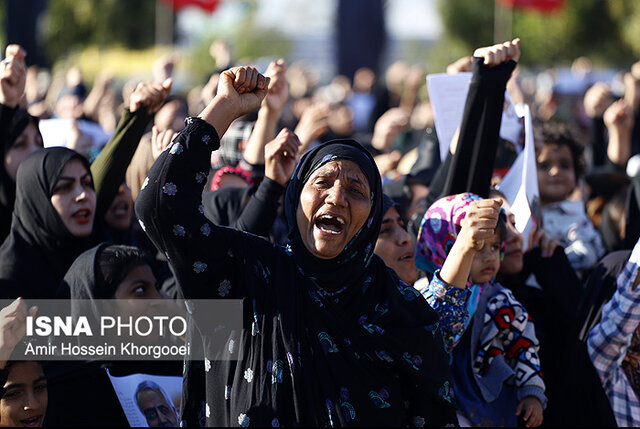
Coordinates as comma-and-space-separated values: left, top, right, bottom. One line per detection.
315, 214, 345, 236
71, 208, 92, 225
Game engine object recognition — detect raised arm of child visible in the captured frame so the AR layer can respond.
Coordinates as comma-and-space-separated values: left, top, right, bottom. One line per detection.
422, 198, 502, 352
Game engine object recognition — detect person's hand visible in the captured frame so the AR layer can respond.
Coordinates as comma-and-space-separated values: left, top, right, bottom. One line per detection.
151, 125, 178, 160
604, 98, 634, 137
458, 199, 503, 253
516, 396, 543, 427
0, 298, 37, 367
0, 44, 27, 108
625, 70, 640, 112
263, 59, 288, 113
199, 66, 270, 138
446, 56, 473, 74
153, 54, 176, 83
374, 151, 402, 176
473, 38, 520, 66
405, 64, 425, 91
218, 66, 270, 116
529, 227, 560, 258
371, 107, 409, 152
264, 128, 300, 186
583, 82, 613, 118
294, 101, 329, 149
129, 78, 173, 114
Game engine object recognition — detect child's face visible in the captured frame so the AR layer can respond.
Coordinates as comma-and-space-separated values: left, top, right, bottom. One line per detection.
0, 362, 47, 427
537, 143, 575, 204
470, 230, 502, 284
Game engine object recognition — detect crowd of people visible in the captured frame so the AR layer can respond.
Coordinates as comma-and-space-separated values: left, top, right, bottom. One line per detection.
0, 32, 638, 427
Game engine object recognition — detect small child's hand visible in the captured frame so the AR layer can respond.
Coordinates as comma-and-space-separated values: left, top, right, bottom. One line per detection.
516, 396, 543, 427
458, 198, 503, 252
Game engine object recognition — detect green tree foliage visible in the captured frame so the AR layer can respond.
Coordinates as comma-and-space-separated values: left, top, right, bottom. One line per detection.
42, 0, 156, 63
438, 0, 636, 68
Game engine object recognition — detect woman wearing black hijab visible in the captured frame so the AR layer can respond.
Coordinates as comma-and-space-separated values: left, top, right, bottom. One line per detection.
0, 147, 95, 299
136, 66, 457, 427
0, 77, 172, 300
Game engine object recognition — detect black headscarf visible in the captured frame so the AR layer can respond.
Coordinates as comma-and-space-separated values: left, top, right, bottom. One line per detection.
284, 140, 383, 293
0, 147, 93, 299
0, 109, 42, 242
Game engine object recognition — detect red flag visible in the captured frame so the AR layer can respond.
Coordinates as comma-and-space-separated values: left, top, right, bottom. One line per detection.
497, 0, 564, 13
159, 0, 220, 13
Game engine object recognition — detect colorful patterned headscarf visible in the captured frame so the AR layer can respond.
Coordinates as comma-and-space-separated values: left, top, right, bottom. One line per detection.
416, 192, 504, 288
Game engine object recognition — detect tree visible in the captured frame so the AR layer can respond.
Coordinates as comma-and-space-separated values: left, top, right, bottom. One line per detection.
42, 0, 157, 63
438, 0, 636, 68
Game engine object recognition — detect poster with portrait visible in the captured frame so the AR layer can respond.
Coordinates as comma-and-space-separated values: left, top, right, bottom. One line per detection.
106, 369, 182, 427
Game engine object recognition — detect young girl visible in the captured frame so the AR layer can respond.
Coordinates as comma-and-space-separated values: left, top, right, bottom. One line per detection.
415, 192, 546, 427
536, 123, 605, 274
0, 298, 46, 428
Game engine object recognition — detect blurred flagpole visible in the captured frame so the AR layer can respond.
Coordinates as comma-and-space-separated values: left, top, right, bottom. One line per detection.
494, 0, 513, 43
155, 0, 175, 48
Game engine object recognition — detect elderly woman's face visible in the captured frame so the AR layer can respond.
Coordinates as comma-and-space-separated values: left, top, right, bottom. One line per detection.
296, 160, 371, 259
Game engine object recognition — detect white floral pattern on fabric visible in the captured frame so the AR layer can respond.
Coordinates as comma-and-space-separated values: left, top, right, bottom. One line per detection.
173, 225, 186, 237
195, 171, 207, 183
202, 134, 211, 145
193, 261, 207, 273
162, 182, 177, 196
271, 417, 280, 427
170, 143, 184, 155
244, 368, 254, 383
204, 358, 211, 372
201, 223, 211, 236
141, 176, 149, 191
225, 385, 231, 400
238, 413, 249, 427
205, 402, 211, 418
198, 204, 205, 214
218, 279, 231, 297
413, 416, 425, 427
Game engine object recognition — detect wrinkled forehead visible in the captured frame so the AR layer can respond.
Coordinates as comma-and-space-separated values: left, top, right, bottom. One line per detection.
307, 159, 369, 188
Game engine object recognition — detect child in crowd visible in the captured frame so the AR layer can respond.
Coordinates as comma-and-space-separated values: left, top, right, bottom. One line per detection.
0, 298, 46, 428
536, 123, 605, 275
416, 192, 545, 427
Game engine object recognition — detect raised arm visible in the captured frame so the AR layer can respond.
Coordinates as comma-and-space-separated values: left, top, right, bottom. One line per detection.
442, 39, 519, 199
231, 128, 300, 237
135, 66, 270, 299
420, 198, 502, 352
91, 79, 172, 221
241, 59, 288, 166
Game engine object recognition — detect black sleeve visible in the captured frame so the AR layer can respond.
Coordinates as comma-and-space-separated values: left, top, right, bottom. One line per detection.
588, 116, 607, 168
235, 177, 285, 238
441, 57, 516, 199
523, 246, 581, 327
134, 117, 266, 300
91, 109, 152, 221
